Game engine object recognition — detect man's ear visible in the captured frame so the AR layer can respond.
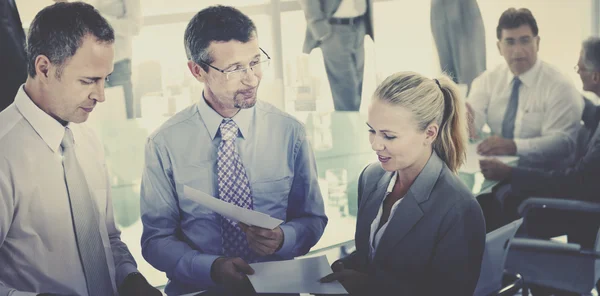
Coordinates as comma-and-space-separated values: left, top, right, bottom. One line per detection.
187, 60, 206, 83
496, 40, 502, 56
593, 71, 600, 84
35, 55, 52, 81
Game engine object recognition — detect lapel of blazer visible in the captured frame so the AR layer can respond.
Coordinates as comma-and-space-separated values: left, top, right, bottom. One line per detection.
373, 152, 444, 262
355, 169, 393, 255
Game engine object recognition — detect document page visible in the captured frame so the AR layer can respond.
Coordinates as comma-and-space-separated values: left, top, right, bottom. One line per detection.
461, 143, 519, 174
183, 185, 283, 230
247, 255, 347, 294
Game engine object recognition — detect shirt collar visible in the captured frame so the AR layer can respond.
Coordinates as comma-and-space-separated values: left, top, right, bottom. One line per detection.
196, 91, 254, 140
386, 171, 397, 194
15, 85, 69, 153
505, 58, 542, 88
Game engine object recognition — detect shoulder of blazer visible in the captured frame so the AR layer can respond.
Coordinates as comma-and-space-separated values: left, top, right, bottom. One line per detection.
431, 166, 477, 209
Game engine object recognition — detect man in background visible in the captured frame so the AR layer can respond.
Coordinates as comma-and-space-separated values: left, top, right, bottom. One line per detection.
299, 0, 373, 111
467, 8, 582, 170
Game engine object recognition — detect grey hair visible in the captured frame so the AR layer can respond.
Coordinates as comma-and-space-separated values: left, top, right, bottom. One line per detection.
582, 37, 600, 72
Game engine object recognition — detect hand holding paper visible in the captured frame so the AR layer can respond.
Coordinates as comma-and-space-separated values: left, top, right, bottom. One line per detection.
183, 185, 283, 229
320, 261, 369, 295
238, 223, 284, 256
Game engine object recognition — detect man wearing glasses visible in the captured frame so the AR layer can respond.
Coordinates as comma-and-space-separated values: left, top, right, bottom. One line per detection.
466, 8, 582, 170
140, 5, 327, 296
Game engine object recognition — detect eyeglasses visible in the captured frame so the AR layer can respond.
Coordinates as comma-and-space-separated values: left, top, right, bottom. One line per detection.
574, 65, 592, 73
501, 36, 535, 47
197, 47, 271, 81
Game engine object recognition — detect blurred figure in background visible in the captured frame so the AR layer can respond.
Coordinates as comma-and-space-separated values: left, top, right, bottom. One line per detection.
430, 0, 486, 93
0, 0, 27, 112
93, 0, 142, 119
299, 0, 373, 112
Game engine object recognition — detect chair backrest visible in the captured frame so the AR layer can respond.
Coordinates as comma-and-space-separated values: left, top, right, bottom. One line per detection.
474, 219, 523, 296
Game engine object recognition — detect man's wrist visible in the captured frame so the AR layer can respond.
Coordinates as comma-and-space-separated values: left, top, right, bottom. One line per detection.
210, 257, 226, 283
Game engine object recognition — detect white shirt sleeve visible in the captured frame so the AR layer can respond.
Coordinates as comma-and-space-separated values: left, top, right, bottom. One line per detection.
514, 81, 583, 161
466, 72, 491, 132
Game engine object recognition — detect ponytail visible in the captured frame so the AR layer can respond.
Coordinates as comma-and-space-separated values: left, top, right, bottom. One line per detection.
432, 76, 468, 173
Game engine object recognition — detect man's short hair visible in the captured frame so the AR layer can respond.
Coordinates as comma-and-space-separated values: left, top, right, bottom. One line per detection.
582, 37, 600, 72
496, 8, 539, 40
184, 5, 257, 71
26, 2, 114, 78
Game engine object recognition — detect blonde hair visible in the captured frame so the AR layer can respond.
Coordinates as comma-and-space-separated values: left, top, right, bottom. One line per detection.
373, 72, 468, 173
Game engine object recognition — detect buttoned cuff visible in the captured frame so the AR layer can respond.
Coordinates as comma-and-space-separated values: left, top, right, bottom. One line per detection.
513, 138, 530, 156
116, 263, 139, 288
194, 254, 221, 288
274, 224, 297, 257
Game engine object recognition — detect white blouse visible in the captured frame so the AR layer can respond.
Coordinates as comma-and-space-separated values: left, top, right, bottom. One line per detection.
368, 171, 404, 261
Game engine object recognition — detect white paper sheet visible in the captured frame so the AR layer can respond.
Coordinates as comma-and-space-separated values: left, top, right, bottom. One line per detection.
183, 185, 283, 230
247, 255, 347, 294
461, 143, 519, 174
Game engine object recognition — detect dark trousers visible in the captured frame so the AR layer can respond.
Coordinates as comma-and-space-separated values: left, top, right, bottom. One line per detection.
430, 0, 486, 90
320, 18, 366, 112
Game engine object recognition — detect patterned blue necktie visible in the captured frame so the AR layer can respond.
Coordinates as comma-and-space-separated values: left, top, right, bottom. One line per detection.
502, 77, 522, 139
217, 119, 256, 261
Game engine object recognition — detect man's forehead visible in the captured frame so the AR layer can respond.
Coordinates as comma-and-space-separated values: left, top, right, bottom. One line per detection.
208, 39, 260, 65
501, 25, 534, 39
64, 39, 114, 75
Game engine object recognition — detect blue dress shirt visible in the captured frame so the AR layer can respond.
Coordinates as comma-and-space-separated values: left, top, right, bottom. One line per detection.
140, 97, 327, 295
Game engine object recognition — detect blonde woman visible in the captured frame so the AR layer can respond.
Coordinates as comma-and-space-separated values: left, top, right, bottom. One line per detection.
321, 72, 486, 295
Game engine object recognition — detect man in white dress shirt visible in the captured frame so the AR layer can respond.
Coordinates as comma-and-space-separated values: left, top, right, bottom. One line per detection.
467, 8, 582, 170
0, 3, 159, 296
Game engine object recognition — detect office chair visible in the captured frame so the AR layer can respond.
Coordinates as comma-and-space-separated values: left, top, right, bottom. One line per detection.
474, 218, 523, 296
501, 197, 600, 295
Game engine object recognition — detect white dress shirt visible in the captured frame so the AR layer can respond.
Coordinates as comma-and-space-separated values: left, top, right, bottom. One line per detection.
468, 59, 583, 169
369, 172, 403, 261
0, 87, 137, 296
333, 0, 367, 18
88, 0, 142, 63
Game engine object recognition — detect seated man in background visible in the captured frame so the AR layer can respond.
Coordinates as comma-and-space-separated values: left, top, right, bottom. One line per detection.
467, 7, 582, 170
0, 3, 160, 296
480, 36, 600, 296
140, 5, 327, 296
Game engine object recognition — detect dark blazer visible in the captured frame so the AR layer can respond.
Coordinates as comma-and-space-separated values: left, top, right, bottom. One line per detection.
298, 0, 374, 54
0, 0, 27, 112
339, 152, 486, 296
511, 104, 600, 202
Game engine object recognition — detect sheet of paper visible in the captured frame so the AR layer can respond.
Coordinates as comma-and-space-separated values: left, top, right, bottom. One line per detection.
247, 255, 347, 294
183, 185, 283, 230
461, 143, 519, 174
